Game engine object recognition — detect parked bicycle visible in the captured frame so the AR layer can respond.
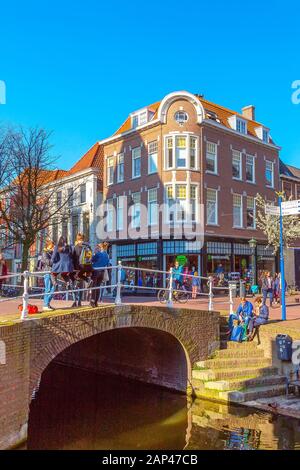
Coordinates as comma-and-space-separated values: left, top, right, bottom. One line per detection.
157, 282, 189, 304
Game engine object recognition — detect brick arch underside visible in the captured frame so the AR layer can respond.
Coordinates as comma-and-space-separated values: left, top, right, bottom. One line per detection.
28, 306, 210, 399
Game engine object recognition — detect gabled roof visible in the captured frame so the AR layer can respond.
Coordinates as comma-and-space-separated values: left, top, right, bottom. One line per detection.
111, 93, 274, 144
68, 142, 103, 176
280, 160, 300, 180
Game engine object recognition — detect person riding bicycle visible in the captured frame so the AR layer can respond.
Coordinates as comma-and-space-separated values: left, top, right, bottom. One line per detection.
172, 261, 184, 290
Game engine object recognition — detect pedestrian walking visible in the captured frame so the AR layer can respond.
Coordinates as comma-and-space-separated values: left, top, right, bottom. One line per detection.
191, 271, 200, 299
72, 233, 93, 306
51, 236, 76, 304
41, 240, 56, 311
90, 242, 109, 307
261, 271, 274, 307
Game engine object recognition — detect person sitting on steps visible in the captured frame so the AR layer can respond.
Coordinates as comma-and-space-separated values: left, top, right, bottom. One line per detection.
247, 296, 269, 345
228, 297, 254, 334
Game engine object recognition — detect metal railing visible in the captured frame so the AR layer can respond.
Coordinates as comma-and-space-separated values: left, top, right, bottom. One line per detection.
0, 261, 236, 320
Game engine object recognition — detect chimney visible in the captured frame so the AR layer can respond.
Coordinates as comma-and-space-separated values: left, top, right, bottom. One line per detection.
242, 105, 255, 121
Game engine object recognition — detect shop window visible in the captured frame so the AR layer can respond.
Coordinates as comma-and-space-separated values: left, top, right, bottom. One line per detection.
137, 242, 157, 255
117, 244, 135, 257
206, 189, 218, 225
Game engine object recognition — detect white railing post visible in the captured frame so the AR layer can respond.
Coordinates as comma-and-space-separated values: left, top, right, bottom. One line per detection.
21, 270, 29, 320
208, 276, 214, 312
229, 284, 234, 315
115, 261, 122, 305
167, 267, 174, 308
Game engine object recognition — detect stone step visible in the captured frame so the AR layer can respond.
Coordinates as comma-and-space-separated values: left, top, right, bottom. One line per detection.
204, 375, 286, 392
218, 384, 287, 403
220, 340, 257, 350
192, 366, 278, 381
212, 348, 262, 359
195, 356, 271, 370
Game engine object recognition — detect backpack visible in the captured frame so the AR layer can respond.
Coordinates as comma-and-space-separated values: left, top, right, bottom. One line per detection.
79, 244, 93, 267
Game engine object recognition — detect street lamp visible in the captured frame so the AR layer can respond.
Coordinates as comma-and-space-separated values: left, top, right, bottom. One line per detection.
248, 238, 257, 286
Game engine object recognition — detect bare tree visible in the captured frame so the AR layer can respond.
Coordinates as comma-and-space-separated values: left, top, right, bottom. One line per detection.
255, 193, 300, 253
0, 126, 79, 270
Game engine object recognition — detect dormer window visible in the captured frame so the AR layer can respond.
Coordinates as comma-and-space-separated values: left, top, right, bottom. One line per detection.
255, 126, 270, 143
228, 115, 247, 134
131, 108, 153, 129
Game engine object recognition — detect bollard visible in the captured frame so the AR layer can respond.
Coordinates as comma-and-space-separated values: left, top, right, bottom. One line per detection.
208, 276, 214, 311
167, 267, 174, 308
21, 270, 29, 320
115, 261, 122, 305
229, 284, 234, 315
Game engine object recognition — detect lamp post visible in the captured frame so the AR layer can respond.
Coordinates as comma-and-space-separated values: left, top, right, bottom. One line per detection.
248, 237, 257, 286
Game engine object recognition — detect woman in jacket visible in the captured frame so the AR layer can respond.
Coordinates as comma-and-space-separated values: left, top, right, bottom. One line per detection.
42, 240, 55, 311
51, 236, 76, 303
72, 233, 93, 307
247, 297, 269, 344
90, 242, 109, 307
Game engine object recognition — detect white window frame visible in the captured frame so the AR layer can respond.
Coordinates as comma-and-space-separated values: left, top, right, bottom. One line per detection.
148, 188, 158, 226
117, 153, 124, 183
106, 198, 114, 232
206, 142, 218, 174
148, 141, 158, 174
132, 147, 141, 179
246, 196, 256, 229
246, 154, 255, 183
117, 196, 124, 231
164, 134, 198, 170
131, 192, 141, 228
265, 160, 274, 188
206, 188, 218, 226
233, 194, 243, 228
236, 118, 247, 134
232, 150, 242, 180
107, 157, 114, 186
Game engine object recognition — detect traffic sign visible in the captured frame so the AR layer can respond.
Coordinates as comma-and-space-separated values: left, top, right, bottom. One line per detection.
265, 204, 280, 216
282, 199, 300, 216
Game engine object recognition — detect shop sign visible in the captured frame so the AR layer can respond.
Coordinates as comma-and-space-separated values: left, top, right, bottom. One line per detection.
282, 200, 300, 216
210, 255, 230, 260
265, 204, 280, 216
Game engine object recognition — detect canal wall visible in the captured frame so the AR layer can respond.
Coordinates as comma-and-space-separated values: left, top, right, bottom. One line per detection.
0, 305, 219, 449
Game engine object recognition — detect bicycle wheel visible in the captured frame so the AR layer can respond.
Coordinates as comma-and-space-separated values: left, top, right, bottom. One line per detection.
177, 290, 189, 304
157, 289, 168, 303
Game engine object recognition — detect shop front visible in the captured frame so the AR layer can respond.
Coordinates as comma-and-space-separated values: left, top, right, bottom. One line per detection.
163, 240, 203, 287
257, 245, 277, 277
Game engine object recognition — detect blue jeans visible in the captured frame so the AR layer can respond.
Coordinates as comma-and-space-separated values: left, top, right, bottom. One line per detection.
44, 273, 56, 307
262, 288, 273, 306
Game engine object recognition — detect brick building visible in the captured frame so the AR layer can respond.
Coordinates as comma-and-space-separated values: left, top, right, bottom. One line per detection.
99, 90, 280, 285
280, 161, 300, 287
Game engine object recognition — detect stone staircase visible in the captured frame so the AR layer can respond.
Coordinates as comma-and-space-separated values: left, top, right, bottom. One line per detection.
192, 316, 286, 403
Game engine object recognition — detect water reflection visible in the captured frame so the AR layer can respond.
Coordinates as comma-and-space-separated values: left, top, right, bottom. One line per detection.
27, 362, 300, 450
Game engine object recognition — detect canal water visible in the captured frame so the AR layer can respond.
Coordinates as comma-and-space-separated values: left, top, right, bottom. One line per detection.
27, 362, 300, 450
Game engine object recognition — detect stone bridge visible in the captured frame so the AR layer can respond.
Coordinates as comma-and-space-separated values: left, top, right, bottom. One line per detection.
0, 304, 219, 449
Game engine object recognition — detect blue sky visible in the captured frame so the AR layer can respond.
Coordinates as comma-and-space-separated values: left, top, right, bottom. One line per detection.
0, 0, 300, 169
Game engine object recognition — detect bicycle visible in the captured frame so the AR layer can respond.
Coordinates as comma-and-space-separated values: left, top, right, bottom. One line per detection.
157, 282, 189, 304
